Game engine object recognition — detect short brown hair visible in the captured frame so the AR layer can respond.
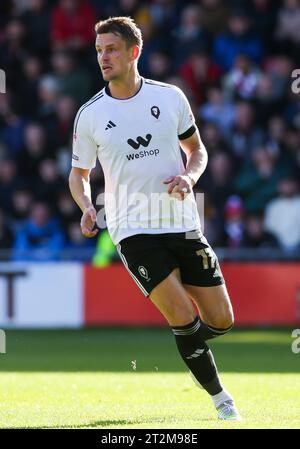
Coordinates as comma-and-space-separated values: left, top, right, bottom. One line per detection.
95, 16, 143, 53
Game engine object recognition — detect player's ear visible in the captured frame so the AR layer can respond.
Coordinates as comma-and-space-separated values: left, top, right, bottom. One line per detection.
131, 45, 139, 61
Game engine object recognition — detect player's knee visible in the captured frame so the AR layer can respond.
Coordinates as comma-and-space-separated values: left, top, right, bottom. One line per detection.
223, 312, 234, 329
210, 310, 234, 331
218, 317, 234, 331
167, 304, 196, 327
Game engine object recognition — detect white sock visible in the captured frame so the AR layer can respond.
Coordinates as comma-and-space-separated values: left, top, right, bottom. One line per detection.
211, 388, 234, 408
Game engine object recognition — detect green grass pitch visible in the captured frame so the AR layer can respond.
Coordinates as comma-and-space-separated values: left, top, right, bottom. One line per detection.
0, 328, 299, 429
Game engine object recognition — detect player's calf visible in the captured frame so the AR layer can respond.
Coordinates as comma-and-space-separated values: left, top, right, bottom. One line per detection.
171, 316, 222, 395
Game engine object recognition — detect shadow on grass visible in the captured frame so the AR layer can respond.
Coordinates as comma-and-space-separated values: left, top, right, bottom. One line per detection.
42, 418, 166, 429
0, 328, 298, 373
21, 417, 216, 429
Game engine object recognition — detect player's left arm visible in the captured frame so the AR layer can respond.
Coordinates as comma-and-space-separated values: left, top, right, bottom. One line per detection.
164, 126, 208, 199
181, 126, 208, 186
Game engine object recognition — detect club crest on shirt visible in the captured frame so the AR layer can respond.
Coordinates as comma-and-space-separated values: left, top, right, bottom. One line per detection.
151, 106, 160, 119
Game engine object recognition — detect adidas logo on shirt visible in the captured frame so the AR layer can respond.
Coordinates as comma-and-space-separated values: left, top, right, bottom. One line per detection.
105, 120, 116, 130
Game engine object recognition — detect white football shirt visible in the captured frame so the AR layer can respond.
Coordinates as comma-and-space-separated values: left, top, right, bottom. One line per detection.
72, 78, 202, 244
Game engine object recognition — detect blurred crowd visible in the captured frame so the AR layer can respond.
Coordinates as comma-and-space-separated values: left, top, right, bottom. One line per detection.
0, 0, 300, 261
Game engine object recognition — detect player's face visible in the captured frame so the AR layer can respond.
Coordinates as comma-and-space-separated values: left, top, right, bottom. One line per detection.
95, 33, 135, 81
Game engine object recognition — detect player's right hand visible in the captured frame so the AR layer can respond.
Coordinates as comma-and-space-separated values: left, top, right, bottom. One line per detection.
80, 205, 99, 238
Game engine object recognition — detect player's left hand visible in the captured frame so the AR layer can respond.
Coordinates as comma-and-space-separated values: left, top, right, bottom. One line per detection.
163, 175, 193, 201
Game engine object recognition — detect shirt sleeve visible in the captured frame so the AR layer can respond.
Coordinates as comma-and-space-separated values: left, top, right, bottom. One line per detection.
177, 87, 196, 140
71, 107, 98, 169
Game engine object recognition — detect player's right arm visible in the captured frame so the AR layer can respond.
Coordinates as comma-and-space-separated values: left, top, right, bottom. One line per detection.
69, 105, 99, 238
69, 167, 98, 238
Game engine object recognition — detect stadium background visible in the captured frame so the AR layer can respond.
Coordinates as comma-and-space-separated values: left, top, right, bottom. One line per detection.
0, 0, 300, 429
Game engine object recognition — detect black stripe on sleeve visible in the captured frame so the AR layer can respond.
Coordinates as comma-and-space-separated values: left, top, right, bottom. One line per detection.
178, 125, 196, 140
74, 93, 103, 133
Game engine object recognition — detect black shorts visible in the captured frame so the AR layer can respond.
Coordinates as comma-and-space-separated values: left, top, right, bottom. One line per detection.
117, 231, 224, 296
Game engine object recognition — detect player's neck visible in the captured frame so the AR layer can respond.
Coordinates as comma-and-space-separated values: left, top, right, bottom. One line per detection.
107, 72, 142, 99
